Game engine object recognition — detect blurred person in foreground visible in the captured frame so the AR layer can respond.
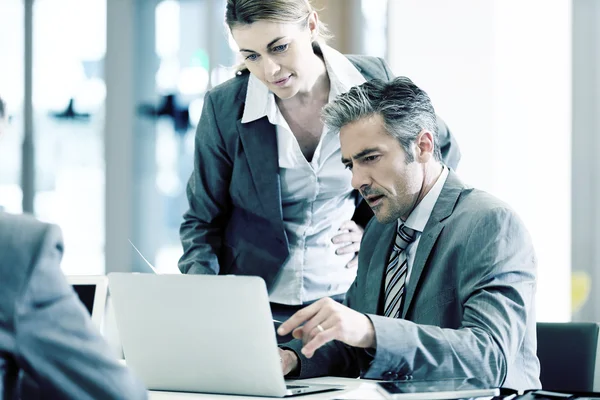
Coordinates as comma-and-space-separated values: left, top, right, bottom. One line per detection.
0, 95, 147, 399
277, 78, 541, 390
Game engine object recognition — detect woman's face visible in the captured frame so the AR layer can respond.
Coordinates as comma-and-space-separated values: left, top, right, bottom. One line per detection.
231, 15, 319, 99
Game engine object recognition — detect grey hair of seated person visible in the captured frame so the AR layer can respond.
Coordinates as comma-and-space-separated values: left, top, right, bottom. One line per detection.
321, 77, 442, 163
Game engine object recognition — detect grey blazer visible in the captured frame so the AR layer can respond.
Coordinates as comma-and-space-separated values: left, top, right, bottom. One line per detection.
284, 171, 541, 391
0, 212, 147, 399
179, 55, 461, 289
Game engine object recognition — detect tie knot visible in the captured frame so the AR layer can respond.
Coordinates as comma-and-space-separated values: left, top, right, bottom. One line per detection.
394, 223, 416, 251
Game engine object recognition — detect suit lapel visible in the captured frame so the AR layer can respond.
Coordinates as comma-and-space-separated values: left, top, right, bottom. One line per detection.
364, 223, 396, 314
231, 55, 372, 229
401, 171, 465, 318
401, 224, 444, 318
236, 117, 285, 226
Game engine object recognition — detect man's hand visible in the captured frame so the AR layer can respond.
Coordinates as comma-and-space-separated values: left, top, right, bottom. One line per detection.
277, 298, 376, 358
279, 348, 299, 376
332, 220, 364, 269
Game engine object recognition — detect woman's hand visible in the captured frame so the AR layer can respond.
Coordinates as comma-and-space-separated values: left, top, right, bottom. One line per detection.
331, 220, 364, 269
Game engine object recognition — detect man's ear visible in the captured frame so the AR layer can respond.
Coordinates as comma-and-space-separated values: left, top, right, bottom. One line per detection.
415, 129, 435, 163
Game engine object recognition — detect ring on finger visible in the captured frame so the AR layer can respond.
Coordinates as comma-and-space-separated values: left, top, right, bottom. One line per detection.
316, 324, 325, 333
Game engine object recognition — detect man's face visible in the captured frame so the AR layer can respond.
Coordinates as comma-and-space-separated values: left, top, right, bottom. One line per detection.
340, 114, 424, 224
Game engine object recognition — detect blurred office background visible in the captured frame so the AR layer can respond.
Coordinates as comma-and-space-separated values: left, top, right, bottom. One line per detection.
0, 0, 596, 324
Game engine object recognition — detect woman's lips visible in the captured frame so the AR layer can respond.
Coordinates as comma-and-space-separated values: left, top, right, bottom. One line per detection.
272, 75, 291, 87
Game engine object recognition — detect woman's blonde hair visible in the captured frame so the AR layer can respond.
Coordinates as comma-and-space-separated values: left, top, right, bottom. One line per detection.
225, 0, 332, 72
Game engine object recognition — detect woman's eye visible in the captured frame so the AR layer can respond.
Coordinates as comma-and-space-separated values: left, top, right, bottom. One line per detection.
272, 44, 288, 53
245, 54, 259, 61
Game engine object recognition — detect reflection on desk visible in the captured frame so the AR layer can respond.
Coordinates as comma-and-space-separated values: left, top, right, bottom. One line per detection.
148, 377, 379, 400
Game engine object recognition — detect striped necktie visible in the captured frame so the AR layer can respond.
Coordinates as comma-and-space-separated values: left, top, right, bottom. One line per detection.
384, 223, 416, 318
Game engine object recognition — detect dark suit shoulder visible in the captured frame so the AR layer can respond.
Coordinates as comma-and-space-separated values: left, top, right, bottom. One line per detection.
206, 54, 388, 111
0, 211, 47, 231
0, 212, 55, 263
345, 54, 391, 81
456, 188, 516, 215
0, 212, 62, 308
194, 73, 250, 147
448, 188, 530, 242
205, 72, 249, 112
200, 54, 389, 138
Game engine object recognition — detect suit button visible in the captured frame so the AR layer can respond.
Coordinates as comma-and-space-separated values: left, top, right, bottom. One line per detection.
382, 371, 399, 380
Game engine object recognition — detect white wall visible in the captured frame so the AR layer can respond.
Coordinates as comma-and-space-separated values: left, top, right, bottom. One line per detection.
572, 0, 600, 323
388, 0, 572, 321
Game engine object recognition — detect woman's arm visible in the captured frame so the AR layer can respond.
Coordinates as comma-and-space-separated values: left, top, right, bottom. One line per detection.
179, 92, 233, 275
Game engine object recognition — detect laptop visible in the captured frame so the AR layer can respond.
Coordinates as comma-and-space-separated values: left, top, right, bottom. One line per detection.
67, 275, 109, 331
107, 273, 343, 397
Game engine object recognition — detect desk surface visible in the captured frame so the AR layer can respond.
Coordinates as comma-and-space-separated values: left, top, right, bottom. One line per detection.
148, 377, 383, 400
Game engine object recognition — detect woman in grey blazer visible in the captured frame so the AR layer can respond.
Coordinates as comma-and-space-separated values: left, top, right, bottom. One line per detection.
179, 0, 460, 333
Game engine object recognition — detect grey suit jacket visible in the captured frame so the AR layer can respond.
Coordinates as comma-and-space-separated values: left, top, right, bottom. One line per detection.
179, 55, 461, 289
0, 212, 147, 399
283, 171, 541, 390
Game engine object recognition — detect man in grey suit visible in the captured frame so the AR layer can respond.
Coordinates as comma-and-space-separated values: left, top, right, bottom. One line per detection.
277, 78, 541, 390
0, 98, 147, 399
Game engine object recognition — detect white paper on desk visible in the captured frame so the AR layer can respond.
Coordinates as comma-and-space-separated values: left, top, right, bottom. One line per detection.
128, 239, 160, 274
333, 382, 384, 400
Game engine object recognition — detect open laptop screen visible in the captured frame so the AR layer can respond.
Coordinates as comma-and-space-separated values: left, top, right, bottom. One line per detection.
72, 284, 97, 316
66, 276, 108, 330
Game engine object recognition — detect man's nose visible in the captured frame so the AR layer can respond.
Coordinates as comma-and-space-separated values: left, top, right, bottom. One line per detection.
351, 167, 370, 191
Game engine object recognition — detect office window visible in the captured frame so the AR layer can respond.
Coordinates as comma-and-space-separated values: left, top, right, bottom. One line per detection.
0, 0, 106, 274
360, 0, 388, 58
149, 0, 235, 272
0, 0, 24, 214
387, 0, 572, 321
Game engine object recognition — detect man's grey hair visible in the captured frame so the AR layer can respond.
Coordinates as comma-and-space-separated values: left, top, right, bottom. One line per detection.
321, 77, 441, 162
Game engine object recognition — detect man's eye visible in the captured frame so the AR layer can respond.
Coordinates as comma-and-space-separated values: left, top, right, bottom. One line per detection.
344, 164, 353, 171
364, 155, 380, 162
272, 44, 288, 53
245, 54, 259, 61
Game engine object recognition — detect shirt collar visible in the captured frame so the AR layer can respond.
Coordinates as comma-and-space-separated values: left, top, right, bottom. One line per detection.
402, 166, 449, 233
241, 42, 366, 124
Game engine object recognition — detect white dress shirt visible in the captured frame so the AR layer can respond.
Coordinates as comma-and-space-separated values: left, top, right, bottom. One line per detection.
402, 166, 449, 285
241, 44, 367, 305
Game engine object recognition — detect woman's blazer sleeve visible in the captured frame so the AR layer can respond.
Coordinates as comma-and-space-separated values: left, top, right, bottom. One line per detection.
179, 91, 233, 275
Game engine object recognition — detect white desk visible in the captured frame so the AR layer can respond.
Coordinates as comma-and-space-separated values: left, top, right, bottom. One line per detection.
148, 377, 384, 400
